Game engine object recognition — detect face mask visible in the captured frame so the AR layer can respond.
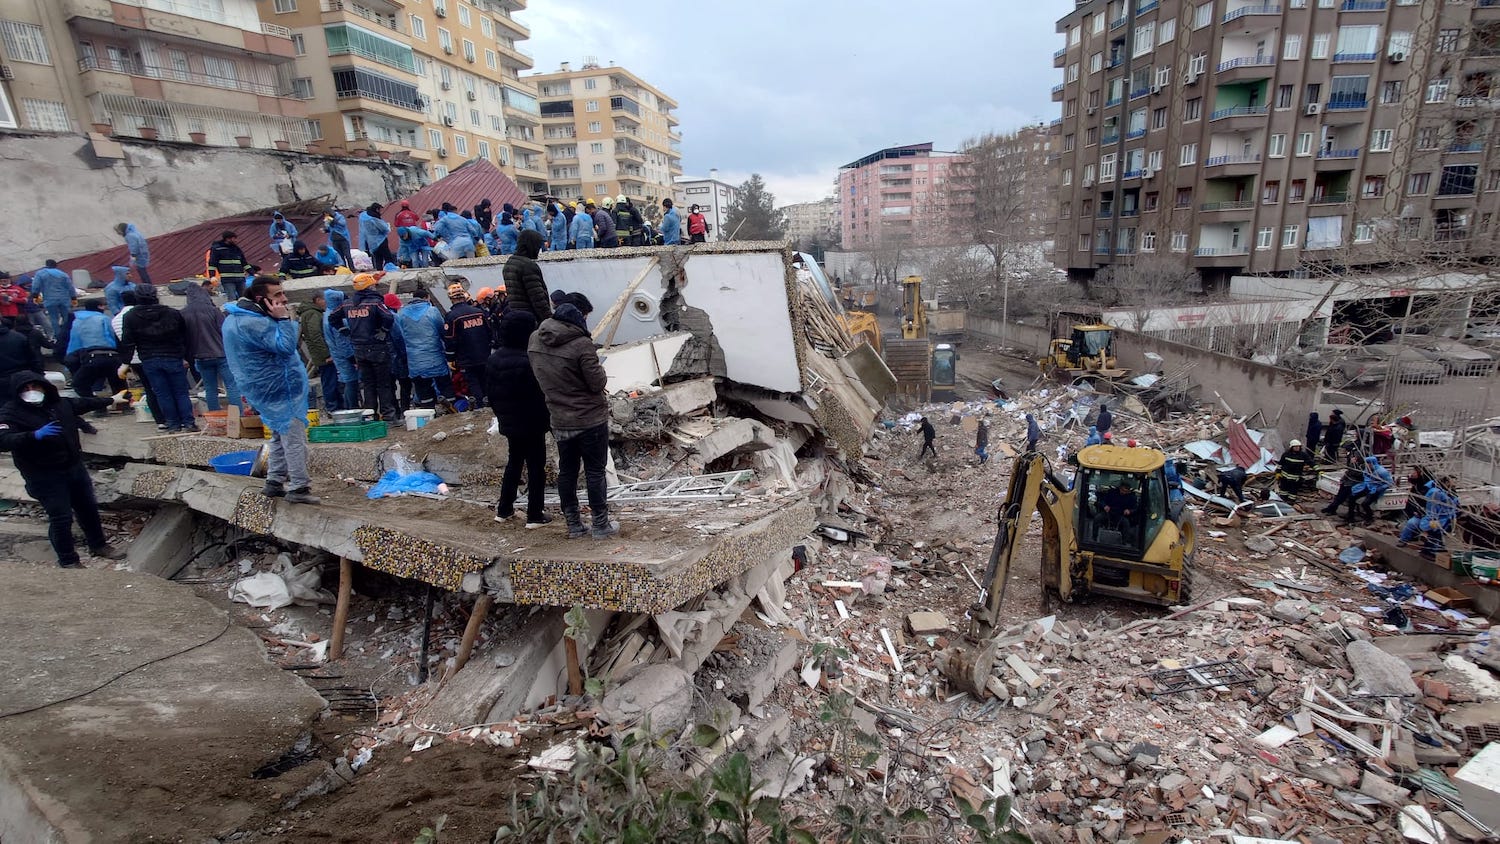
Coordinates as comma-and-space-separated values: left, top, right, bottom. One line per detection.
21, 390, 44, 405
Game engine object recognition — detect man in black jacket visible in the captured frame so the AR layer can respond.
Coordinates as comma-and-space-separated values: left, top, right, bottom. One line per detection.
502, 230, 552, 323
279, 240, 322, 279
120, 284, 197, 432
0, 317, 42, 382
442, 282, 494, 410
0, 371, 126, 566
529, 303, 615, 539
207, 230, 249, 299
485, 311, 551, 528
1322, 408, 1347, 462
327, 274, 399, 422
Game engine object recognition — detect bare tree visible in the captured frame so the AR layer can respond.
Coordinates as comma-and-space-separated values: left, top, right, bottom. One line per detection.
945, 127, 1055, 310
1091, 252, 1198, 331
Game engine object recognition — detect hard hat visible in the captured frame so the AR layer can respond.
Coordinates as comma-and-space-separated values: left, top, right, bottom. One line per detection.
601, 197, 614, 208
616, 194, 627, 204
495, 283, 506, 292
1127, 438, 1138, 448
352, 273, 378, 291
1289, 439, 1302, 447
446, 282, 468, 301
475, 286, 494, 301
1102, 431, 1113, 440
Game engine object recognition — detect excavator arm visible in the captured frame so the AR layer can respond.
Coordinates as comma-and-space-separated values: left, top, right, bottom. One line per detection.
941, 448, 1073, 697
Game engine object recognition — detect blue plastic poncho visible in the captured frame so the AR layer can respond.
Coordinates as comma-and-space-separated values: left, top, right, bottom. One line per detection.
359, 209, 391, 253
322, 288, 358, 383
122, 223, 150, 265
315, 244, 342, 269
367, 469, 447, 499
1352, 456, 1393, 496
32, 266, 73, 305
222, 301, 309, 436
433, 211, 475, 258
392, 299, 449, 378
520, 208, 544, 235
324, 210, 349, 240
661, 207, 681, 245
549, 206, 568, 250
495, 222, 519, 255
570, 212, 594, 249
398, 226, 434, 267
66, 309, 117, 354
104, 266, 132, 315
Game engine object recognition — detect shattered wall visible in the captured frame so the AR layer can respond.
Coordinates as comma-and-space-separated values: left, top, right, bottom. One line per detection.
0, 132, 423, 270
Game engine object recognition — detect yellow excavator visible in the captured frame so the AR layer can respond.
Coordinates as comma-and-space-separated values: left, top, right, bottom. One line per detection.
941, 443, 1196, 697
1040, 323, 1130, 382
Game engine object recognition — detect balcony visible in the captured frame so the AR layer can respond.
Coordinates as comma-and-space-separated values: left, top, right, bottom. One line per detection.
1339, 0, 1385, 9
610, 96, 642, 122
331, 66, 423, 116
1055, 47, 1068, 68
1217, 56, 1275, 73
1052, 84, 1066, 101
1203, 154, 1263, 174
1138, 0, 1159, 12
1192, 246, 1250, 266
1130, 86, 1151, 100
1323, 97, 1367, 112
1108, 56, 1125, 69
1446, 141, 1486, 154
1105, 96, 1123, 107
1206, 104, 1266, 122
1122, 168, 1147, 179
615, 143, 646, 163
1096, 243, 1112, 254
62, 0, 296, 58
320, 0, 402, 33
495, 40, 534, 69
1479, 0, 1500, 18
1110, 15, 1127, 30
507, 134, 544, 152
1102, 133, 1120, 144
1125, 128, 1146, 139
1222, 5, 1281, 25
1199, 200, 1255, 211
78, 55, 293, 98
1310, 192, 1350, 205
1317, 147, 1360, 159
1332, 52, 1377, 63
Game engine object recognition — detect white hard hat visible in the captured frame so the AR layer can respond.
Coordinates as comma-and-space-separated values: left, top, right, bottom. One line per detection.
1289, 439, 1302, 447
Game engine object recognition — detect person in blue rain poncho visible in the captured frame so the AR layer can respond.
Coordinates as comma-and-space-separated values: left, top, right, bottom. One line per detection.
322, 207, 353, 268
268, 212, 298, 256
115, 222, 152, 285
549, 202, 569, 251
433, 204, 475, 260
359, 203, 393, 268
321, 288, 359, 410
397, 226, 435, 268
493, 213, 520, 255
104, 266, 133, 316
1346, 455, 1393, 525
222, 277, 319, 505
392, 287, 452, 408
571, 204, 596, 249
520, 207, 544, 236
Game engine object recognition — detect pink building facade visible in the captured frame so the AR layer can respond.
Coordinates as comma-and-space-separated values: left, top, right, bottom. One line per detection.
838, 142, 966, 250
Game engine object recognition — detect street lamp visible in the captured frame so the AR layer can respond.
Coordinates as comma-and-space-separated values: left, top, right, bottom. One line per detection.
985, 229, 1009, 347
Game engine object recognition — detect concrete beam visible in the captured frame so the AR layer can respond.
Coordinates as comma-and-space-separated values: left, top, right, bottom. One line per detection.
125, 503, 196, 579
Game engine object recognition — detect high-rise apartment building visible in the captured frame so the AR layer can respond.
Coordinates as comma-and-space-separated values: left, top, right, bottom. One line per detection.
838, 143, 965, 251
1051, 0, 1500, 285
0, 0, 310, 147
779, 197, 839, 245
531, 59, 681, 208
259, 0, 540, 186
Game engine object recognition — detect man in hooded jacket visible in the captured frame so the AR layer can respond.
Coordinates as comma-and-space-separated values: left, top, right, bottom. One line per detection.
120, 283, 196, 432
0, 317, 43, 383
503, 230, 552, 323
279, 240, 322, 278
474, 199, 494, 232
104, 266, 133, 315
33, 259, 74, 345
594, 201, 617, 248
328, 275, 399, 421
182, 279, 239, 412
359, 203, 393, 269
65, 299, 124, 400
0, 371, 127, 566
322, 288, 359, 411
115, 222, 152, 285
393, 287, 452, 408
223, 279, 319, 505
395, 200, 421, 230
323, 208, 353, 269
485, 310, 551, 527
529, 302, 617, 539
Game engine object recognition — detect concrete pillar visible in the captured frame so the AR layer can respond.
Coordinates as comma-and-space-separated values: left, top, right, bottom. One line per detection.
124, 504, 197, 579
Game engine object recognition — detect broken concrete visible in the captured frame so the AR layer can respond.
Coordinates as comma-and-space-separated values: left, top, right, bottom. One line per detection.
600, 664, 694, 735
1347, 640, 1422, 698
693, 417, 777, 465
125, 503, 196, 579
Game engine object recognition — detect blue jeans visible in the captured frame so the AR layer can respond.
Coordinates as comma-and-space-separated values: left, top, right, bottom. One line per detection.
44, 302, 71, 340
195, 357, 239, 412
141, 358, 195, 429
319, 362, 341, 410
133, 261, 152, 286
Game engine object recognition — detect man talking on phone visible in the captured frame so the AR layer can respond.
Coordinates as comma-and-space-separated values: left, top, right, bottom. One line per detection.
222, 276, 320, 505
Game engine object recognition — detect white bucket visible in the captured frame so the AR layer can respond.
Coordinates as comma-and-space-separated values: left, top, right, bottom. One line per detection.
404, 409, 435, 431
134, 402, 153, 423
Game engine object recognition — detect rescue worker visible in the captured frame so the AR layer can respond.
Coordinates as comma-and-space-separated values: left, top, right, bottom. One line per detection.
1347, 455, 1393, 524
115, 222, 152, 284
493, 212, 519, 255
223, 278, 320, 505
323, 207, 353, 269
443, 282, 494, 409
104, 266, 133, 316
572, 202, 597, 249
974, 417, 989, 465
0, 312, 44, 383
473, 198, 494, 232
1398, 476, 1458, 560
397, 226, 436, 268
613, 195, 641, 246
485, 310, 550, 528
322, 288, 359, 411
268, 212, 298, 258
207, 230, 250, 300
1306, 413, 1324, 459
919, 416, 937, 458
328, 274, 399, 422
1085, 425, 1103, 446
434, 203, 476, 260
1095, 402, 1114, 435
63, 299, 124, 400
394, 200, 421, 230
687, 204, 709, 243
279, 240, 322, 279
393, 287, 451, 408
549, 201, 569, 251
595, 199, 618, 248
33, 259, 75, 345
660, 198, 682, 245
1276, 439, 1312, 495
359, 203, 393, 269
0, 370, 128, 566
503, 230, 552, 323
1322, 408, 1347, 461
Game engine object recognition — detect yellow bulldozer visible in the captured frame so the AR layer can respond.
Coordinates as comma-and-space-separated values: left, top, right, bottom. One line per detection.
1040, 323, 1130, 383
941, 443, 1196, 697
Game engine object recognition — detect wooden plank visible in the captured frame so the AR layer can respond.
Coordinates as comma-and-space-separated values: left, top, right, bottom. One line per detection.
592, 256, 661, 346
454, 594, 493, 673
330, 557, 353, 661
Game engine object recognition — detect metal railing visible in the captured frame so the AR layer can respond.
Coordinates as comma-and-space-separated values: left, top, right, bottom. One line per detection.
1102, 133, 1120, 144
1209, 105, 1268, 120
1052, 83, 1066, 94
1446, 141, 1486, 153
1222, 5, 1280, 24
261, 22, 292, 38
1326, 97, 1368, 110
345, 130, 423, 149
321, 1, 401, 32
78, 55, 291, 97
92, 91, 315, 147
1137, 0, 1159, 12
1105, 96, 1123, 107
1130, 87, 1151, 100
1110, 15, 1127, 29
1193, 246, 1249, 256
1200, 200, 1255, 211
1126, 128, 1146, 139
1310, 192, 1350, 204
1217, 56, 1275, 71
1054, 47, 1068, 59
1204, 154, 1262, 166
1332, 52, 1377, 63
1122, 168, 1146, 178
1340, 0, 1385, 10
1316, 147, 1360, 158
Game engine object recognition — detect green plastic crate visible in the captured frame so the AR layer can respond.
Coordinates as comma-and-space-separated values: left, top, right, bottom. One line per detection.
308, 420, 387, 443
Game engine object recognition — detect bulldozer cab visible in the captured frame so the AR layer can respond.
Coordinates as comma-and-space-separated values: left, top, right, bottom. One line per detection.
1074, 445, 1169, 561
1067, 324, 1115, 366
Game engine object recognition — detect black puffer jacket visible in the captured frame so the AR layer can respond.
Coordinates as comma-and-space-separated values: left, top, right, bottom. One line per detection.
0, 321, 42, 381
443, 300, 494, 367
180, 283, 226, 359
484, 311, 550, 437
120, 286, 188, 361
502, 230, 552, 322
527, 304, 607, 430
0, 370, 110, 474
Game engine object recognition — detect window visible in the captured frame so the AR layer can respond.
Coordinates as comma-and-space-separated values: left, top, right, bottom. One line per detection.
1061, 202, 1072, 219
1268, 133, 1287, 157
1086, 127, 1098, 145
1079, 233, 1092, 252
415, 57, 429, 77
1257, 227, 1274, 250
489, 115, 501, 131
433, 165, 449, 179
584, 78, 598, 90
1159, 20, 1176, 44
410, 15, 426, 38
1091, 52, 1103, 73
1311, 34, 1330, 60
1295, 133, 1314, 156
1141, 230, 1157, 251
463, 39, 476, 62
1133, 22, 1155, 57
481, 17, 493, 38
1179, 142, 1196, 165
1417, 127, 1437, 149
291, 33, 306, 55
1082, 198, 1093, 216
439, 29, 453, 51
428, 128, 443, 150
20, 98, 69, 131
1399, 217, 1421, 239
0, 21, 50, 65
1427, 78, 1450, 103
1290, 0, 1306, 6
453, 134, 467, 155
273, 0, 297, 10
1070, 25, 1081, 45
1283, 35, 1302, 61
1263, 181, 1280, 203
1437, 28, 1460, 53
1066, 133, 1076, 151
585, 100, 599, 112
1145, 191, 1159, 211
469, 107, 480, 126
1439, 164, 1478, 196
1355, 221, 1375, 242
1189, 53, 1207, 76
457, 4, 470, 26
478, 140, 490, 160
1336, 25, 1381, 60
1329, 74, 1369, 108
1370, 128, 1392, 151
1184, 98, 1201, 121
1289, 180, 1306, 202
1147, 149, 1162, 170
1305, 83, 1322, 106
1282, 225, 1300, 248
1101, 152, 1117, 181
1084, 163, 1096, 183
1152, 107, 1167, 129
590, 141, 604, 154
1171, 230, 1188, 252
444, 101, 457, 121
1155, 65, 1171, 89
1380, 81, 1401, 104
592, 163, 605, 175
1194, 3, 1212, 29
1362, 175, 1386, 197
291, 77, 313, 98
439, 66, 452, 87
485, 50, 496, 69
1407, 172, 1430, 195
1175, 187, 1192, 207
1068, 63, 1080, 82
1388, 31, 1412, 59
1488, 169, 1500, 192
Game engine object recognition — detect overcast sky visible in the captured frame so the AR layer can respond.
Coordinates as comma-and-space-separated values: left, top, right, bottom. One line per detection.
523, 2, 1075, 206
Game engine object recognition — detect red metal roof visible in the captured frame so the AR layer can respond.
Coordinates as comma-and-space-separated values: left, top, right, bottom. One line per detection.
36, 159, 527, 286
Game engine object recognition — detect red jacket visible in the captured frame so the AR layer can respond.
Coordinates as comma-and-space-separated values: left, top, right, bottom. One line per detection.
687, 212, 708, 236
0, 284, 28, 318
394, 208, 421, 229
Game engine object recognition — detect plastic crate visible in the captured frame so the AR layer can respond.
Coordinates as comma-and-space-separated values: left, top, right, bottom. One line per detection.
308, 420, 387, 443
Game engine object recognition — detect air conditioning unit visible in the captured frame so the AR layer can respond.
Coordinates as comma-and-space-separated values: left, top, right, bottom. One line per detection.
1388, 52, 1405, 63
0, 65, 13, 81
1082, 177, 1094, 187
1142, 168, 1155, 179
443, 45, 454, 55
1087, 106, 1097, 115
466, 90, 477, 101
1184, 71, 1200, 85
442, 115, 455, 126
434, 5, 448, 17
1305, 102, 1322, 115
440, 81, 452, 90
436, 147, 448, 158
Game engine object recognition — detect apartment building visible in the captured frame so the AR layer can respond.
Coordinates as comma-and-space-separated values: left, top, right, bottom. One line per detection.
531, 59, 681, 207
837, 143, 965, 251
1051, 0, 1500, 285
675, 170, 737, 241
258, 0, 540, 186
0, 0, 311, 147
779, 197, 839, 244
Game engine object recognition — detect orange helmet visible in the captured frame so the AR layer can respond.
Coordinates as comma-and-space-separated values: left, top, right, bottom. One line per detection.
475, 286, 494, 302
